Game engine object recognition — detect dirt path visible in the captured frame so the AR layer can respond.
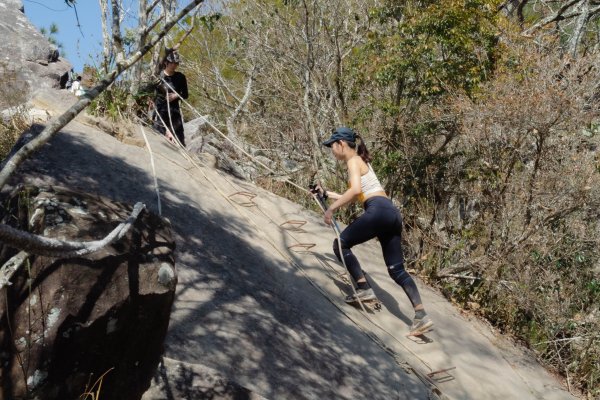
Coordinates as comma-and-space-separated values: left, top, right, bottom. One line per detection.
12, 89, 578, 399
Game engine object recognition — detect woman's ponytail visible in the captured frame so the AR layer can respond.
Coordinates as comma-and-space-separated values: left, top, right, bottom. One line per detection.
355, 134, 372, 164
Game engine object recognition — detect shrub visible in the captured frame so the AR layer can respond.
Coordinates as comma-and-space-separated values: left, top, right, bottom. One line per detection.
403, 42, 600, 397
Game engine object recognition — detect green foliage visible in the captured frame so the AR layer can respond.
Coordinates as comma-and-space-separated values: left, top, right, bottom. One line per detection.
197, 14, 222, 32
354, 0, 501, 101
347, 0, 505, 213
123, 28, 137, 51
88, 76, 146, 122
88, 85, 129, 121
588, 279, 600, 299
39, 23, 64, 53
85, 65, 145, 122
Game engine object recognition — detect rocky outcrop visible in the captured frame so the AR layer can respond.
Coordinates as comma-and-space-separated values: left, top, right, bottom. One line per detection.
0, 186, 176, 400
185, 117, 247, 178
0, 0, 71, 105
185, 116, 300, 181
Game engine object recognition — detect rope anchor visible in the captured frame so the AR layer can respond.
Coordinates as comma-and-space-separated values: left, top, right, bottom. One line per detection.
426, 366, 456, 383
279, 219, 307, 232
228, 191, 257, 207
287, 243, 316, 252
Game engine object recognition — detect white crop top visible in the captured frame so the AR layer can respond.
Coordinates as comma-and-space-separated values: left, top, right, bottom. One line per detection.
358, 164, 384, 202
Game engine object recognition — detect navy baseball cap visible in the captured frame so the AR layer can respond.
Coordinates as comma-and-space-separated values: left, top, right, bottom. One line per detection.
322, 127, 356, 147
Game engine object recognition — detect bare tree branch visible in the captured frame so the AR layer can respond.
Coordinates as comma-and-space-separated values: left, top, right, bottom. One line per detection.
173, 15, 197, 50
0, 202, 144, 258
226, 64, 257, 141
568, 0, 592, 56
0, 0, 204, 190
149, 0, 162, 13
0, 251, 28, 289
523, 0, 584, 35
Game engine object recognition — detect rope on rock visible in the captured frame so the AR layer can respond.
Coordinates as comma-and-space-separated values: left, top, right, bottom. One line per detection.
158, 77, 309, 194
140, 125, 162, 216
143, 79, 450, 397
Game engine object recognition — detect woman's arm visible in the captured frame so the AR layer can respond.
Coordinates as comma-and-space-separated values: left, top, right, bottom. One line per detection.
326, 191, 342, 200
324, 157, 362, 225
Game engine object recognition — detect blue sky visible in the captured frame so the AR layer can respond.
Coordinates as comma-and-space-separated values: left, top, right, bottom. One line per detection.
24, 0, 103, 72
24, 1, 216, 73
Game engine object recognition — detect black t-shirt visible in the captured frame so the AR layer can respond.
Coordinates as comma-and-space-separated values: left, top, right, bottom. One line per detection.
154, 71, 188, 111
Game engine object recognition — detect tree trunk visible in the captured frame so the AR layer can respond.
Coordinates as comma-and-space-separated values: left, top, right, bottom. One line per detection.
99, 0, 112, 73
568, 0, 590, 57
226, 65, 256, 144
130, 0, 150, 93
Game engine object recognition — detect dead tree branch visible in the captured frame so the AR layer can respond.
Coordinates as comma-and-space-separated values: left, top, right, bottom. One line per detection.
0, 202, 144, 258
0, 0, 204, 191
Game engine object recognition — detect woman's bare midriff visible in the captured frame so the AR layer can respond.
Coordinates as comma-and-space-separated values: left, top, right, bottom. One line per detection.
361, 191, 387, 203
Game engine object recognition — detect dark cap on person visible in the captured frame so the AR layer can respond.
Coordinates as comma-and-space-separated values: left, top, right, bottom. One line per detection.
322, 127, 356, 147
166, 51, 181, 63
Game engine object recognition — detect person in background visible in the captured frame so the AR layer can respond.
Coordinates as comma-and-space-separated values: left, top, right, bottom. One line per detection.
318, 126, 434, 335
70, 76, 84, 96
59, 68, 74, 89
152, 49, 189, 146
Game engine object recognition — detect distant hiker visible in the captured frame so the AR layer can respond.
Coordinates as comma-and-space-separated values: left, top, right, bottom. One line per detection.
70, 76, 84, 96
59, 68, 74, 89
319, 127, 433, 334
152, 49, 189, 146
67, 68, 75, 89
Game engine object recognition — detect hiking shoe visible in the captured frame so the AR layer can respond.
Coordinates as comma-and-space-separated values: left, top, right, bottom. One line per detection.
344, 288, 376, 303
409, 315, 434, 335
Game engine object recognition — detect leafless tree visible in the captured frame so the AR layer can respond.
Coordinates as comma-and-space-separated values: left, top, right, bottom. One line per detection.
98, 1, 196, 91
182, 0, 375, 180
520, 0, 600, 56
0, 1, 204, 260
402, 46, 600, 395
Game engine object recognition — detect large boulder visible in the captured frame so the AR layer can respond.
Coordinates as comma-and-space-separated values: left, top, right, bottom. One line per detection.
183, 115, 212, 143
185, 117, 249, 179
0, 0, 54, 62
0, 0, 71, 104
0, 186, 176, 400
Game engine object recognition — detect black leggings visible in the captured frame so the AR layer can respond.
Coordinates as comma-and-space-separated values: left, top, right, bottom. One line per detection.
333, 196, 422, 307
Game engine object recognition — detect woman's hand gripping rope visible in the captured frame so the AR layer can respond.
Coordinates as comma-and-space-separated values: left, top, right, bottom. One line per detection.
309, 183, 336, 230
